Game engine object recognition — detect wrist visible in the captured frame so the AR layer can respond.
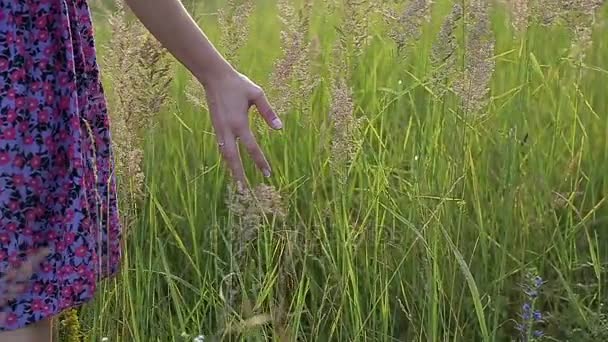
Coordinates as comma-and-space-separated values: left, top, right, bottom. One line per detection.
194, 59, 237, 88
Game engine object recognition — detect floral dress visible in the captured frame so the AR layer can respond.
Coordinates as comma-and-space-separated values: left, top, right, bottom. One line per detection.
0, 0, 121, 331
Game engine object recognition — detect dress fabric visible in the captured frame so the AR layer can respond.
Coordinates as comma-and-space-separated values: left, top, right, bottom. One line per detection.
0, 0, 121, 331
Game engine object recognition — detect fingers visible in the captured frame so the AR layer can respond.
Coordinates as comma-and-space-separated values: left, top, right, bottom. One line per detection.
251, 91, 283, 130
212, 87, 280, 185
239, 131, 271, 178
218, 133, 247, 189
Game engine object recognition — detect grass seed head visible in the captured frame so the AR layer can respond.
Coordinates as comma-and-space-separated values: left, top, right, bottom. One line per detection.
561, 0, 605, 61
453, 0, 496, 115
385, 0, 433, 52
329, 78, 362, 180
510, 0, 530, 34
430, 3, 463, 97
270, 0, 316, 115
218, 0, 255, 65
104, 0, 172, 202
227, 184, 287, 247
340, 0, 372, 62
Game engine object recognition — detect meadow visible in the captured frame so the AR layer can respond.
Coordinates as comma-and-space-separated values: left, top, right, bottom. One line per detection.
65, 0, 608, 341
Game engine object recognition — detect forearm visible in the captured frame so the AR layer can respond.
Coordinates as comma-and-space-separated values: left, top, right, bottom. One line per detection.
123, 0, 235, 86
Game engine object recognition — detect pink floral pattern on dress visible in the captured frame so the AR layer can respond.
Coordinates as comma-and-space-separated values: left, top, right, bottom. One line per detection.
0, 0, 121, 331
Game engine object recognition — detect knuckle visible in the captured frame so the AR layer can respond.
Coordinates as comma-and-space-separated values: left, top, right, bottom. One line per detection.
243, 136, 257, 149
251, 86, 264, 100
222, 148, 238, 160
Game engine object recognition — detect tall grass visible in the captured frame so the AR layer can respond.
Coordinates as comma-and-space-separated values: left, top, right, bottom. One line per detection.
77, 0, 608, 340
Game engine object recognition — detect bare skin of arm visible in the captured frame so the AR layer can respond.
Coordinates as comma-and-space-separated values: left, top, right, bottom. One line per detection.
124, 0, 283, 186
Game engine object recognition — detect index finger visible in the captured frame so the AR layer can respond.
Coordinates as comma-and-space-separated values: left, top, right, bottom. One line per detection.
252, 92, 282, 130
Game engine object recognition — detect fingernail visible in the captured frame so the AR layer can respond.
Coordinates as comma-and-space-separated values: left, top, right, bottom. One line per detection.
271, 118, 283, 129
263, 169, 271, 177
236, 181, 245, 193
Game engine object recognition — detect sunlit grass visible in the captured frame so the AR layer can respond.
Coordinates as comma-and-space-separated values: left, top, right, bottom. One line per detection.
77, 0, 608, 341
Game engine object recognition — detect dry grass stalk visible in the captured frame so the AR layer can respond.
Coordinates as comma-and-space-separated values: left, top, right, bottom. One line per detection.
531, 0, 561, 26
217, 0, 255, 65
509, 0, 530, 34
338, 0, 372, 69
527, 1, 604, 61
227, 184, 287, 247
329, 78, 363, 181
453, 0, 496, 115
103, 0, 172, 200
383, 0, 433, 52
429, 3, 463, 97
328, 0, 367, 181
504, 0, 603, 60
560, 0, 605, 61
224, 184, 287, 306
270, 0, 317, 116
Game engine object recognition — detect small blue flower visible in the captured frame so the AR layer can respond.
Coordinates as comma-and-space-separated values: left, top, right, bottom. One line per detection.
533, 330, 544, 338
525, 289, 538, 298
515, 270, 548, 341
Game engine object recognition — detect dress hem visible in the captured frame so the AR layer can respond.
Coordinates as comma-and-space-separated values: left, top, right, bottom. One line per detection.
0, 268, 121, 333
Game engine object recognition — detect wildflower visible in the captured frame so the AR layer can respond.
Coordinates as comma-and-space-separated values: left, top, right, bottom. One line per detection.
524, 288, 538, 299
533, 330, 544, 338
453, 0, 496, 115
521, 303, 532, 320
515, 269, 547, 341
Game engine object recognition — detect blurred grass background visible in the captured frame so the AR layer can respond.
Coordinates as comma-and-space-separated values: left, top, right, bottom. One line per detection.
73, 0, 608, 341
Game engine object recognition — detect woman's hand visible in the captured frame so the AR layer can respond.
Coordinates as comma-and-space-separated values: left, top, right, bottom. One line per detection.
123, 0, 283, 187
202, 71, 282, 187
